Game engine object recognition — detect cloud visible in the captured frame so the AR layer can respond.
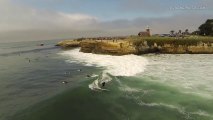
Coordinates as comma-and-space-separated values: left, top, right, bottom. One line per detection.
0, 0, 100, 42
0, 0, 212, 42
121, 0, 171, 13
102, 14, 209, 36
0, 1, 98, 31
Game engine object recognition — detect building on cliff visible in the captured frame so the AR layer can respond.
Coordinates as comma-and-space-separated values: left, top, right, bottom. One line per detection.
138, 26, 151, 37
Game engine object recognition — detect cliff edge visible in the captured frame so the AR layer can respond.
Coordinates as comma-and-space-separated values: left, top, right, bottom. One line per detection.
57, 36, 213, 55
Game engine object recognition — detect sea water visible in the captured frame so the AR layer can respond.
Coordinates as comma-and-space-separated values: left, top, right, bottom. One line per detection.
0, 41, 213, 120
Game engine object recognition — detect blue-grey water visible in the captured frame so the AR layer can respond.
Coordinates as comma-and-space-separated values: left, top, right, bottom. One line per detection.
0, 40, 213, 120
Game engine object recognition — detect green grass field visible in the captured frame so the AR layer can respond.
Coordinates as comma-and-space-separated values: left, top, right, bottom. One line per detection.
128, 36, 213, 46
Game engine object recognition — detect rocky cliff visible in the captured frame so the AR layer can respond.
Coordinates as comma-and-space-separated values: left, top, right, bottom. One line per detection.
57, 38, 213, 55
134, 41, 213, 54
56, 40, 80, 48
80, 40, 136, 55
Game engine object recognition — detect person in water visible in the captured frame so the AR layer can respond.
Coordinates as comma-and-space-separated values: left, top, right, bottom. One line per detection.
86, 74, 91, 78
102, 82, 105, 87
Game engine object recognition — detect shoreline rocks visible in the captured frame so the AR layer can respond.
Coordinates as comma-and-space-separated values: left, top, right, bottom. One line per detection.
56, 40, 80, 48
57, 38, 213, 55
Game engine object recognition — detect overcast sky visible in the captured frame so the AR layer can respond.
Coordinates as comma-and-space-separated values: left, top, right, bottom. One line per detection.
0, 0, 212, 42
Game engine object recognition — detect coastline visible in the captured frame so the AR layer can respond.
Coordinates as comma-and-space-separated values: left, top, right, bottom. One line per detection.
56, 36, 213, 55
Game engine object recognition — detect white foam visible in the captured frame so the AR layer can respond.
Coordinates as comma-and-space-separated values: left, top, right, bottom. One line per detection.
119, 85, 142, 93
88, 78, 102, 90
60, 49, 148, 76
137, 101, 212, 118
90, 74, 98, 78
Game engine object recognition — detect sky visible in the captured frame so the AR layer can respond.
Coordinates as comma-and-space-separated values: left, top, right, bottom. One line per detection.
0, 0, 212, 42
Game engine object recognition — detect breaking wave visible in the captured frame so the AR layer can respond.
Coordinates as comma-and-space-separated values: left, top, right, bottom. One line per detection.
60, 49, 148, 76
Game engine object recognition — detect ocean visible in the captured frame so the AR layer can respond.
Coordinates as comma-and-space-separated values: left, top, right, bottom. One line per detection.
0, 40, 213, 120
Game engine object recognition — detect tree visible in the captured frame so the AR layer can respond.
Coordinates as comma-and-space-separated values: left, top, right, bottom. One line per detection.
183, 29, 190, 35
198, 19, 213, 36
191, 30, 200, 35
185, 29, 189, 34
170, 30, 175, 35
